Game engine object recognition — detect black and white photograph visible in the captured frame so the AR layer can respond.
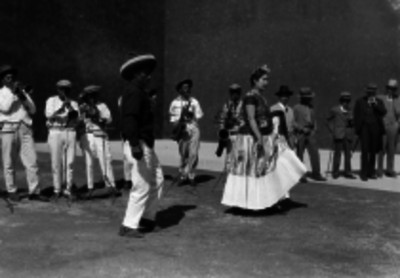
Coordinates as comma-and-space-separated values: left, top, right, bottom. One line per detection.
0, 1, 400, 277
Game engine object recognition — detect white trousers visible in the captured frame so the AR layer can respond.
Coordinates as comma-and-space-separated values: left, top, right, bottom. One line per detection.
48, 129, 76, 193
80, 133, 115, 189
178, 123, 200, 180
122, 141, 132, 181
122, 141, 164, 229
1, 123, 40, 194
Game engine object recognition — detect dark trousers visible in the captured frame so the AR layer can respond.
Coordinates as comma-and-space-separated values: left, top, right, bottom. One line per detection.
296, 134, 321, 175
359, 127, 381, 178
378, 124, 398, 173
332, 139, 352, 174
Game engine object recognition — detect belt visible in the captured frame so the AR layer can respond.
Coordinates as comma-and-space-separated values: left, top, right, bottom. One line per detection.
0, 121, 22, 134
49, 126, 76, 131
1, 122, 21, 125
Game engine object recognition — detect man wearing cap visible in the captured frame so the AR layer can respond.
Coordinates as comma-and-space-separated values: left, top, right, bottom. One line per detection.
78, 85, 117, 197
45, 80, 80, 199
169, 79, 204, 186
354, 83, 387, 181
270, 85, 296, 148
326, 92, 356, 179
215, 84, 243, 165
0, 65, 48, 202
118, 53, 164, 238
376, 79, 400, 178
293, 87, 326, 182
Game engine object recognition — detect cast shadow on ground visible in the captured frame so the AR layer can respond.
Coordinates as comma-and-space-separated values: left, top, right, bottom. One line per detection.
163, 174, 215, 186
156, 205, 197, 229
224, 200, 308, 217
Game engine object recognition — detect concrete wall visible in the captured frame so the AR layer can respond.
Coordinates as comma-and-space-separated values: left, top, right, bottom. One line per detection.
0, 0, 165, 141
164, 0, 400, 146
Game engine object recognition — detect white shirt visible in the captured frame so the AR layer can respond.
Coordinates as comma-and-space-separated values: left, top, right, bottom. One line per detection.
0, 86, 35, 126
169, 96, 204, 123
84, 102, 112, 131
45, 95, 79, 127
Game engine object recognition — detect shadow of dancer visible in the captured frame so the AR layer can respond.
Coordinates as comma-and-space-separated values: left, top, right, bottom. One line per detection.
156, 205, 197, 229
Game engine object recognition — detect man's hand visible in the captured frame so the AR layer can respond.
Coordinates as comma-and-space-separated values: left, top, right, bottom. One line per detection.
131, 145, 143, 160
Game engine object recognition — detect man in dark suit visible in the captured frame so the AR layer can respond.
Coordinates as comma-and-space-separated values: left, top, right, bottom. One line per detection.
377, 79, 400, 178
326, 92, 356, 179
353, 83, 387, 181
293, 87, 326, 182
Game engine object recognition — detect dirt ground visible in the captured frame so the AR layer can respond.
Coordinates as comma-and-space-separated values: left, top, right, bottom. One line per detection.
0, 152, 399, 278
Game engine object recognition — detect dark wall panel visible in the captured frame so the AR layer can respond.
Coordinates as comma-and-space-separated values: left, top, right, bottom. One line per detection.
0, 0, 165, 141
164, 0, 400, 146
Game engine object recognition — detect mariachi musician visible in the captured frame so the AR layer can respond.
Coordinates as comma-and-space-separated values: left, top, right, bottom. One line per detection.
215, 83, 243, 167
169, 79, 204, 186
0, 65, 48, 203
78, 85, 117, 198
45, 79, 80, 200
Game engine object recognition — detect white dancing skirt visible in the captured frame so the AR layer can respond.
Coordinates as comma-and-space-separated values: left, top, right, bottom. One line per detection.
221, 146, 307, 210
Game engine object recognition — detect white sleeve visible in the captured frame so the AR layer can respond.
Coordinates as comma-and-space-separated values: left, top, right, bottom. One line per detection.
98, 103, 112, 124
71, 101, 81, 117
169, 99, 180, 123
45, 98, 56, 118
0, 91, 18, 113
193, 99, 204, 120
23, 93, 36, 115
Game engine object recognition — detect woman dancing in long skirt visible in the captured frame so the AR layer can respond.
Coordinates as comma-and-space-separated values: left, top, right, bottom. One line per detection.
221, 65, 307, 211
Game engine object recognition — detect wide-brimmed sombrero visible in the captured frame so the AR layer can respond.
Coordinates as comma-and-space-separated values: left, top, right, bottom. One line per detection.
56, 79, 72, 88
175, 79, 193, 92
120, 53, 157, 81
82, 85, 101, 96
275, 85, 293, 97
299, 87, 315, 98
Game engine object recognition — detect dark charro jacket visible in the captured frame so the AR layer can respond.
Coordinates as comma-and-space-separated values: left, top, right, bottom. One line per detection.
353, 96, 386, 136
326, 105, 354, 140
120, 83, 155, 148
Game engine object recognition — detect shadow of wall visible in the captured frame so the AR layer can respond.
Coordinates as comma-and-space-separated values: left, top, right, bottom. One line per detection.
164, 0, 400, 147
0, 0, 165, 141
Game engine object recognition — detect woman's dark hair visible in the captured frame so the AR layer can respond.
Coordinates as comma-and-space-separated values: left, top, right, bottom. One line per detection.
250, 64, 270, 86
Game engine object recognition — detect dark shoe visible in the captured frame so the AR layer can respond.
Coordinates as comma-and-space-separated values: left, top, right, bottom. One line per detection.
189, 178, 196, 187
300, 176, 308, 183
376, 170, 384, 178
139, 219, 161, 233
343, 173, 356, 179
360, 175, 368, 182
385, 171, 397, 178
178, 177, 189, 186
7, 192, 20, 203
332, 172, 340, 179
108, 187, 122, 197
368, 174, 377, 180
50, 192, 62, 202
28, 193, 50, 202
123, 181, 133, 190
118, 226, 144, 238
84, 188, 95, 200
310, 174, 327, 182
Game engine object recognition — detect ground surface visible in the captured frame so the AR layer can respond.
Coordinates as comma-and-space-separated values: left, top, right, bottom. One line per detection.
0, 152, 400, 278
